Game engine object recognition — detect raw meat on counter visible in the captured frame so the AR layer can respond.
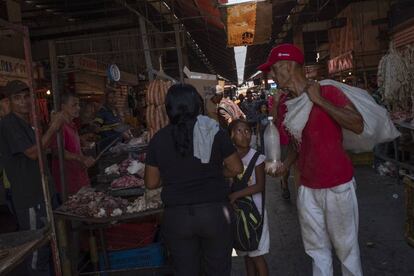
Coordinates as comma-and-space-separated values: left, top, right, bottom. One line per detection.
59, 188, 129, 218
127, 188, 163, 213
105, 164, 120, 175
111, 175, 145, 189
119, 158, 133, 174
128, 137, 146, 146
127, 160, 145, 175
118, 158, 145, 177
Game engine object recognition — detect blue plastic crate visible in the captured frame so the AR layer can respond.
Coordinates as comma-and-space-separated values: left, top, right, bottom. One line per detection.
99, 242, 165, 271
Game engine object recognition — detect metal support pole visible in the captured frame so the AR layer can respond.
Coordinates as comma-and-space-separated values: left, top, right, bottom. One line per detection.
49, 40, 67, 202
22, 26, 63, 276
174, 24, 184, 83
56, 219, 71, 276
139, 16, 154, 81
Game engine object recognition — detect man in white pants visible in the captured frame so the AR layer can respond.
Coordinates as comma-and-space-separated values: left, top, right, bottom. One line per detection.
258, 44, 364, 276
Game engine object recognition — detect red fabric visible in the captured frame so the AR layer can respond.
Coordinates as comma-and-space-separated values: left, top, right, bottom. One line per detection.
292, 85, 354, 189
267, 95, 274, 111
276, 93, 290, 145
258, 44, 305, 72
52, 122, 90, 195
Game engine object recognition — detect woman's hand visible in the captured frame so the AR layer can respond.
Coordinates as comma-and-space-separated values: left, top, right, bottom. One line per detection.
229, 192, 240, 205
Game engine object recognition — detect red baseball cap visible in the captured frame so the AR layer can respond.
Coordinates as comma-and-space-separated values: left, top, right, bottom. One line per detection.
258, 44, 305, 72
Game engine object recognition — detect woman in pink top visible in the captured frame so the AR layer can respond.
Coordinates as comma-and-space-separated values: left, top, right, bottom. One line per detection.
52, 93, 95, 198
270, 90, 291, 200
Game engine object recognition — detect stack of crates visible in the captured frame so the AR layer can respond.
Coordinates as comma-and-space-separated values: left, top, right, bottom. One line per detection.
99, 222, 165, 270
99, 242, 165, 271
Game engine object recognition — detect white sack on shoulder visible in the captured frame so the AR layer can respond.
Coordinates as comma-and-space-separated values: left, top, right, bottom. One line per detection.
283, 79, 400, 153
283, 93, 313, 143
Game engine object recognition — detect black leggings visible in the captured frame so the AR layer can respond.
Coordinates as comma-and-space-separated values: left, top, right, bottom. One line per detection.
162, 202, 234, 276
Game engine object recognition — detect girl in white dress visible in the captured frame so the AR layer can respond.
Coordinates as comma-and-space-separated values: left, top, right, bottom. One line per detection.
229, 119, 269, 276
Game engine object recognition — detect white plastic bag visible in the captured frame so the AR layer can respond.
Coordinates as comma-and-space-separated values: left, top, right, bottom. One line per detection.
263, 117, 282, 174
284, 79, 400, 153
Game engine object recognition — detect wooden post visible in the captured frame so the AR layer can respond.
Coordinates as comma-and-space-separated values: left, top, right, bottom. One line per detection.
139, 16, 153, 81
56, 219, 71, 276
292, 24, 304, 53
49, 40, 67, 202
174, 24, 184, 83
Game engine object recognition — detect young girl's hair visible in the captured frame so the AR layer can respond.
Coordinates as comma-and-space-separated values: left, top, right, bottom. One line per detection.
228, 119, 251, 136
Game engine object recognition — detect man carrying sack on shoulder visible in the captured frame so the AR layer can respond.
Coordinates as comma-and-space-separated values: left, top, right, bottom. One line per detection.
259, 44, 365, 276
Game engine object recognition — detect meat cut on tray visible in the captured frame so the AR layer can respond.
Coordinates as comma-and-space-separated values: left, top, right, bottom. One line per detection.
111, 175, 145, 189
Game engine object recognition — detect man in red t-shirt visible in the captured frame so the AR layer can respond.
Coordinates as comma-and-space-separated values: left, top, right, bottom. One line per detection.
52, 93, 95, 198
258, 44, 364, 276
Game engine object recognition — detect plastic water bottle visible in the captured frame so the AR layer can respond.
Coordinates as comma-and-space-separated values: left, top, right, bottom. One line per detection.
263, 116, 281, 174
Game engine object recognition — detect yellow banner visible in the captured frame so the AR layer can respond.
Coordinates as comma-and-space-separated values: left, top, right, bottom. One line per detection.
227, 3, 257, 47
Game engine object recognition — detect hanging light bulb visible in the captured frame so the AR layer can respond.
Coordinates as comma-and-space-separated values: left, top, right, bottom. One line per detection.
46, 90, 51, 95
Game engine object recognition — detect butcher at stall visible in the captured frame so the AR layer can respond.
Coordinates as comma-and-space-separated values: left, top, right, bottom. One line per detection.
0, 80, 67, 275
93, 88, 132, 150
259, 44, 364, 276
52, 92, 95, 198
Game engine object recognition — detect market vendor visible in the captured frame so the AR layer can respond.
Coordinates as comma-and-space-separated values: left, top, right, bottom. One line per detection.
52, 92, 95, 198
0, 88, 10, 118
0, 89, 13, 218
259, 44, 364, 276
93, 88, 132, 149
0, 80, 67, 275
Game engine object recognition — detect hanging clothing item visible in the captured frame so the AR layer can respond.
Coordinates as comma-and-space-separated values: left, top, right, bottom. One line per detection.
283, 79, 400, 153
297, 179, 362, 276
193, 115, 220, 164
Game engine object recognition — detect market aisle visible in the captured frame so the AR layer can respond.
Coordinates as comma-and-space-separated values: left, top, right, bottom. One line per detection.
231, 166, 414, 276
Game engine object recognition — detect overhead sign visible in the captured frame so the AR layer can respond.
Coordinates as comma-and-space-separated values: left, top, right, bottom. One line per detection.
227, 3, 257, 47
0, 55, 27, 78
184, 66, 217, 81
57, 56, 107, 76
328, 51, 354, 74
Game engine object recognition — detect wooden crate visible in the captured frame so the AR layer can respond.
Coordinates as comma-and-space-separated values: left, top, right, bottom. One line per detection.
404, 177, 414, 247
348, 151, 374, 166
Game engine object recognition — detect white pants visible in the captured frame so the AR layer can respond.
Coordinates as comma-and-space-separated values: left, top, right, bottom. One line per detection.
297, 179, 363, 276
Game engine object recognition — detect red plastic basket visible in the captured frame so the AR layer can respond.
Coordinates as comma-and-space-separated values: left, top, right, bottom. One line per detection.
104, 222, 158, 251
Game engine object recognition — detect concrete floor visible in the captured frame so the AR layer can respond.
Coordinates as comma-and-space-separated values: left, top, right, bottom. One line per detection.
231, 166, 414, 276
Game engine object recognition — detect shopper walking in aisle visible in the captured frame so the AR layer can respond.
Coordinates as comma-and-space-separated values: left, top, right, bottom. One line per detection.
0, 80, 67, 275
241, 90, 258, 130
259, 44, 364, 276
229, 119, 269, 276
210, 85, 245, 128
144, 84, 243, 276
